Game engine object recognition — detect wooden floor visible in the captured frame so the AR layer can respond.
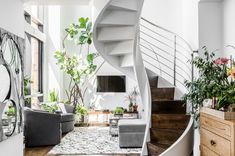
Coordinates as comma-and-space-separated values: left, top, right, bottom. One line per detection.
24, 146, 53, 156
25, 147, 139, 156
24, 146, 140, 156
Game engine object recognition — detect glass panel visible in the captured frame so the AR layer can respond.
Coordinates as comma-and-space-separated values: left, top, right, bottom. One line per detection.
31, 37, 39, 94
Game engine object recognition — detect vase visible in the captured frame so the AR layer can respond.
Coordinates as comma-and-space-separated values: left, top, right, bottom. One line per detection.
133, 105, 138, 112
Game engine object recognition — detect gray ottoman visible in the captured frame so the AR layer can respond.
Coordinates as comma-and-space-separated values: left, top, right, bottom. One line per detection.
118, 119, 146, 148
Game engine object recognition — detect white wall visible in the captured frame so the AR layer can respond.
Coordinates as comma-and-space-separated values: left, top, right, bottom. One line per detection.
223, 0, 235, 57
142, 0, 199, 50
198, 0, 223, 56
0, 0, 24, 155
44, 6, 64, 100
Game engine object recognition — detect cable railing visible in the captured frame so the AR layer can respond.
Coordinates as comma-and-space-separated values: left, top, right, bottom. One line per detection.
139, 17, 195, 92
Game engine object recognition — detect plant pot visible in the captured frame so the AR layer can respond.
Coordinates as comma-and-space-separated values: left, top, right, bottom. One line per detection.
114, 114, 123, 118
80, 115, 85, 123
201, 107, 235, 120
133, 105, 138, 112
129, 106, 133, 112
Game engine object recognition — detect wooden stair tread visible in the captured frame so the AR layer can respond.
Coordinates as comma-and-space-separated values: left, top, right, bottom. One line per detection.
151, 114, 190, 129
152, 100, 186, 114
150, 128, 185, 144
147, 142, 169, 156
151, 88, 175, 100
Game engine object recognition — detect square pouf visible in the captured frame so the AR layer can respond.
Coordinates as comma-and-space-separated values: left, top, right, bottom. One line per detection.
118, 119, 146, 148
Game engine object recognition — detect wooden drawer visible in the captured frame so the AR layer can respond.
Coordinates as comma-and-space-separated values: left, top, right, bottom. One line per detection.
201, 128, 231, 156
201, 145, 219, 156
201, 114, 231, 138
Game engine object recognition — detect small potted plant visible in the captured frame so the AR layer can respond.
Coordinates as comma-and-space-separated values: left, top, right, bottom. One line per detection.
125, 94, 133, 112
124, 87, 140, 112
114, 107, 124, 117
75, 105, 88, 123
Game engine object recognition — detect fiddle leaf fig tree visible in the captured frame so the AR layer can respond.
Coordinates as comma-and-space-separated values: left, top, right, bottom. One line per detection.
54, 17, 97, 109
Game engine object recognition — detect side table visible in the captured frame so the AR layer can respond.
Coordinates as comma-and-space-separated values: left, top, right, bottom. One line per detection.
109, 117, 120, 136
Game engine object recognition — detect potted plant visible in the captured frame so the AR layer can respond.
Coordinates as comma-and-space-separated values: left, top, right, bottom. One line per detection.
124, 87, 139, 112
183, 46, 235, 122
114, 107, 124, 117
41, 103, 59, 113
75, 105, 88, 123
48, 89, 59, 102
125, 94, 133, 112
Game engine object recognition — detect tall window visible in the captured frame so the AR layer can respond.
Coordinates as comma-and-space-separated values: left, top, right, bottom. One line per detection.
30, 37, 43, 106
24, 6, 44, 108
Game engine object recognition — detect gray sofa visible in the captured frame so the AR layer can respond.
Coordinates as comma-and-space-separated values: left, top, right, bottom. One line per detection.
118, 119, 146, 148
24, 104, 75, 147
24, 109, 62, 147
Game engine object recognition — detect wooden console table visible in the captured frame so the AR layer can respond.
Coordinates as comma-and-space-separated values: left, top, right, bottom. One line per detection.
88, 110, 111, 126
200, 112, 235, 156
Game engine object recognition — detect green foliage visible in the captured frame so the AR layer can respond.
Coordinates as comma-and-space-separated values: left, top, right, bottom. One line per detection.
5, 106, 16, 117
48, 89, 59, 102
75, 105, 88, 116
114, 107, 125, 114
24, 76, 33, 96
41, 103, 59, 113
24, 76, 33, 106
54, 17, 97, 107
65, 17, 92, 45
183, 46, 235, 122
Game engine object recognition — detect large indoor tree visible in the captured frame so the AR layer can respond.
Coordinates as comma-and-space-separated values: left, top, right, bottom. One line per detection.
54, 17, 97, 110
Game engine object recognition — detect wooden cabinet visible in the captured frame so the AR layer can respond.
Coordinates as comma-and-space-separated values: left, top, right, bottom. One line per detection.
200, 112, 235, 156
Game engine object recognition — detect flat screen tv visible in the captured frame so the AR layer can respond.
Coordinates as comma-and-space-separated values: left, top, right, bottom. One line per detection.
97, 76, 126, 92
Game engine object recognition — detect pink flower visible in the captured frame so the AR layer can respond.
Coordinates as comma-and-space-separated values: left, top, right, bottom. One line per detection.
214, 57, 229, 65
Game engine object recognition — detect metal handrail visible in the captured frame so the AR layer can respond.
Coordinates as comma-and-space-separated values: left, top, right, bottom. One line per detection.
141, 17, 194, 52
140, 24, 192, 55
140, 17, 194, 87
140, 41, 192, 80
140, 38, 192, 69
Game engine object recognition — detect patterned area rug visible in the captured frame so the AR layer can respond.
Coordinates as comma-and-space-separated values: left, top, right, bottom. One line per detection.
48, 127, 142, 155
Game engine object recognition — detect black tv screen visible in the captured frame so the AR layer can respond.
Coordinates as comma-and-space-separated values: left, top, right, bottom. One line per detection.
97, 76, 126, 92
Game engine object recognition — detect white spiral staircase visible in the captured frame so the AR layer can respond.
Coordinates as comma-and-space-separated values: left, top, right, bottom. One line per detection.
92, 0, 194, 155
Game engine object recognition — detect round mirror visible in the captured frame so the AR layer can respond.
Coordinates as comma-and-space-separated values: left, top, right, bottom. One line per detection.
1, 35, 22, 95
1, 38, 14, 66
0, 65, 10, 102
1, 100, 17, 137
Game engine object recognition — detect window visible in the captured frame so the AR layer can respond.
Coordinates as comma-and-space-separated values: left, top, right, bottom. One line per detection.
30, 36, 43, 107
24, 6, 45, 108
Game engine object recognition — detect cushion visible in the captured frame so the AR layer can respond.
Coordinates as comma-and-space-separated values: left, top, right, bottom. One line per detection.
61, 113, 75, 122
58, 103, 67, 114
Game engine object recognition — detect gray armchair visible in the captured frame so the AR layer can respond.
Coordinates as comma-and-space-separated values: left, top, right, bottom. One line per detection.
24, 109, 62, 147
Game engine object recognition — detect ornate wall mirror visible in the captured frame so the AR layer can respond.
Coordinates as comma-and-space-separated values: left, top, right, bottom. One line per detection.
0, 28, 24, 142
0, 100, 17, 140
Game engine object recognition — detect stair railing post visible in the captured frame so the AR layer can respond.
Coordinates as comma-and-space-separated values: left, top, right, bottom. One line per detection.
191, 53, 194, 82
173, 35, 177, 86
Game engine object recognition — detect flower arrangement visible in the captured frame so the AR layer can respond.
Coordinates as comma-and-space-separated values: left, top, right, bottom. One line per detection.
183, 46, 235, 121
124, 87, 139, 112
